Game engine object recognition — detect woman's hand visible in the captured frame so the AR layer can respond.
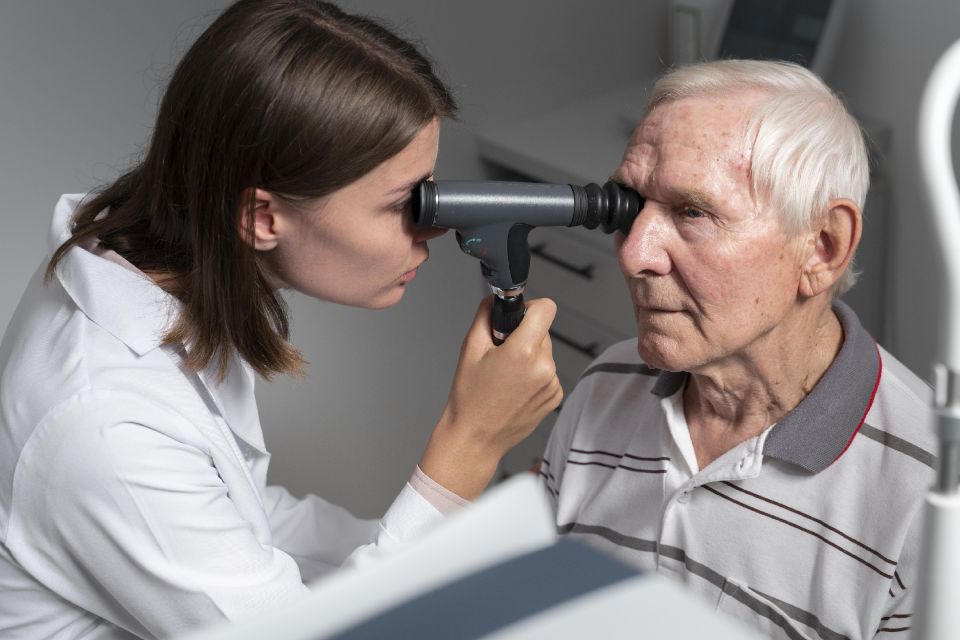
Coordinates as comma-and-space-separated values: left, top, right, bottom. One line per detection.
419, 296, 563, 500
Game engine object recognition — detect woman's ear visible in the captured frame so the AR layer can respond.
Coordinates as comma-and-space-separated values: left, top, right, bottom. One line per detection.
239, 188, 281, 251
798, 198, 862, 298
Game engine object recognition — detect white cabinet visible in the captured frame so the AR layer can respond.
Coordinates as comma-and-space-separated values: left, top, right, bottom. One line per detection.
527, 226, 635, 338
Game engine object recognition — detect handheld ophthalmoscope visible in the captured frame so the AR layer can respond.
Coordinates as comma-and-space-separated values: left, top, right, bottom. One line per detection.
413, 180, 642, 344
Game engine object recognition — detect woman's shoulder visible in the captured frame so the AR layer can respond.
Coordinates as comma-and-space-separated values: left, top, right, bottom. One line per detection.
2, 265, 173, 421
0, 265, 221, 474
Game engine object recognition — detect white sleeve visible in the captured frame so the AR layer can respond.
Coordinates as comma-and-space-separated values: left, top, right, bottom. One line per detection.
10, 392, 449, 638
339, 482, 444, 571
9, 397, 311, 640
260, 484, 378, 582
260, 480, 445, 582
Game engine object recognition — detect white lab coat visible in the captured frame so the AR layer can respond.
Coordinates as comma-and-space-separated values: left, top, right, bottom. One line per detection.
0, 195, 443, 639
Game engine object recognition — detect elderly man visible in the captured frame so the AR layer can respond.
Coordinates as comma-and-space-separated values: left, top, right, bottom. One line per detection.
541, 60, 936, 640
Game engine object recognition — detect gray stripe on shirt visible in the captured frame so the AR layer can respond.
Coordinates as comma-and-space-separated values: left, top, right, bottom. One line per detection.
749, 587, 852, 640
557, 522, 658, 553
579, 362, 660, 380
560, 522, 848, 640
656, 544, 805, 640
858, 423, 936, 469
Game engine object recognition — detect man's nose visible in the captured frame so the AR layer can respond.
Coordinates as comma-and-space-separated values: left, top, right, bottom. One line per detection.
617, 203, 672, 277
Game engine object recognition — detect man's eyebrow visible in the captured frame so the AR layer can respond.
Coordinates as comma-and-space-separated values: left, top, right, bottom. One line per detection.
670, 187, 717, 211
608, 172, 628, 185
605, 178, 716, 211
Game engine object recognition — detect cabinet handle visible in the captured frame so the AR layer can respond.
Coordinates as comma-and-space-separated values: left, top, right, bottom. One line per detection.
530, 243, 595, 280
549, 328, 599, 358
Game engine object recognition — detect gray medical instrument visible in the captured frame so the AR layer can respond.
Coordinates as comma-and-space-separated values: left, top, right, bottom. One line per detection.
413, 180, 641, 344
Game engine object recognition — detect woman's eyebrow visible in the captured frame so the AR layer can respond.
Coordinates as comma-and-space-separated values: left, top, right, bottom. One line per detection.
386, 174, 432, 198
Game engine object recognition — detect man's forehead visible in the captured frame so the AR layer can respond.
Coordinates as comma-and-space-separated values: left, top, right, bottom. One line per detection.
619, 97, 753, 182
644, 95, 755, 142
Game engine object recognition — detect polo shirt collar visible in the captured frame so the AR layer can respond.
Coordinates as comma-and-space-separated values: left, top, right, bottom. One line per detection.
651, 300, 881, 473
48, 194, 178, 356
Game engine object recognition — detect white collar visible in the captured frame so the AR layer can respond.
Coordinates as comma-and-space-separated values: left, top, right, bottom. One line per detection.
47, 194, 267, 453
48, 194, 179, 357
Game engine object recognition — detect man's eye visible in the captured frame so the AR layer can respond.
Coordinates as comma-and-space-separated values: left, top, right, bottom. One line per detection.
684, 208, 705, 219
392, 200, 411, 213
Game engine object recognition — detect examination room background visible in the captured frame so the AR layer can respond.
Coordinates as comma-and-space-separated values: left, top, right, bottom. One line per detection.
1, 0, 958, 517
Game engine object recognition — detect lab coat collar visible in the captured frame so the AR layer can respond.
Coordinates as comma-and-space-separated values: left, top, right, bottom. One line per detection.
48, 195, 268, 454
651, 300, 881, 473
48, 194, 178, 357
195, 353, 268, 455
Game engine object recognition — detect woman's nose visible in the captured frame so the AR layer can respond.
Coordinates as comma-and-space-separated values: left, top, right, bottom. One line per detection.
412, 220, 448, 243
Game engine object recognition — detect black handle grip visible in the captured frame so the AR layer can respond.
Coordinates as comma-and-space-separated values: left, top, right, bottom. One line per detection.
491, 294, 525, 345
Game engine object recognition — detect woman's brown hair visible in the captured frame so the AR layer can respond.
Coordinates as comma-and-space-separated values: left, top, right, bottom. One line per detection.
45, 0, 457, 379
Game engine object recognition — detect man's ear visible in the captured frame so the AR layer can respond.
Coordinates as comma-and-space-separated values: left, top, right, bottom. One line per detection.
799, 198, 862, 298
240, 188, 281, 251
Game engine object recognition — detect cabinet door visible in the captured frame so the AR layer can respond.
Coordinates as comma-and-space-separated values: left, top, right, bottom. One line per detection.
526, 226, 636, 338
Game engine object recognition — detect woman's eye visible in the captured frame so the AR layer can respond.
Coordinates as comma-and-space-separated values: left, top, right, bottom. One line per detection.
391, 200, 411, 213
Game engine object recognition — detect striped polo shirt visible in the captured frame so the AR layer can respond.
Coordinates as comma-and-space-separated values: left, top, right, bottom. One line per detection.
541, 301, 936, 640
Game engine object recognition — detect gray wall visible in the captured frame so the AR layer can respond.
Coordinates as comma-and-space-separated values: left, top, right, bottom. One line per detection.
0, 0, 954, 516
826, 0, 960, 380
0, 0, 226, 295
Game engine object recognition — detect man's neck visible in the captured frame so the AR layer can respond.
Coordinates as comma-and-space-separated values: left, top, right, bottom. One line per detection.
683, 300, 844, 469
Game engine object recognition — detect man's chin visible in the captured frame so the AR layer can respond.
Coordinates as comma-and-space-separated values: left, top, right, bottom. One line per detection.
635, 336, 689, 372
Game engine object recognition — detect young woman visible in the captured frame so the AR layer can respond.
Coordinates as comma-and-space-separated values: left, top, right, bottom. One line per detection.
0, 1, 561, 638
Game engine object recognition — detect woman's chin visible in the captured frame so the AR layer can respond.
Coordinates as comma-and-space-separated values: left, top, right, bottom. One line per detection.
362, 286, 407, 310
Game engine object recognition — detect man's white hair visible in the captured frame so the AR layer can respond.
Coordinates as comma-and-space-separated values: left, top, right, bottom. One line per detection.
646, 59, 869, 296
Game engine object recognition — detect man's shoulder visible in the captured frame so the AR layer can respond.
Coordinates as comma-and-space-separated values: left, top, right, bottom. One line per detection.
557, 338, 666, 431
577, 338, 661, 382
596, 338, 643, 363
872, 346, 935, 431
546, 338, 668, 468
855, 345, 938, 474
877, 345, 933, 406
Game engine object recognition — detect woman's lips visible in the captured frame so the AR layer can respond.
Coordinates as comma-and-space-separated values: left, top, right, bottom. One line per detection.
401, 259, 427, 283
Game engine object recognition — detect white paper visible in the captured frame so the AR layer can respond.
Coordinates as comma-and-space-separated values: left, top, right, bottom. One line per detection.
180, 474, 556, 640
